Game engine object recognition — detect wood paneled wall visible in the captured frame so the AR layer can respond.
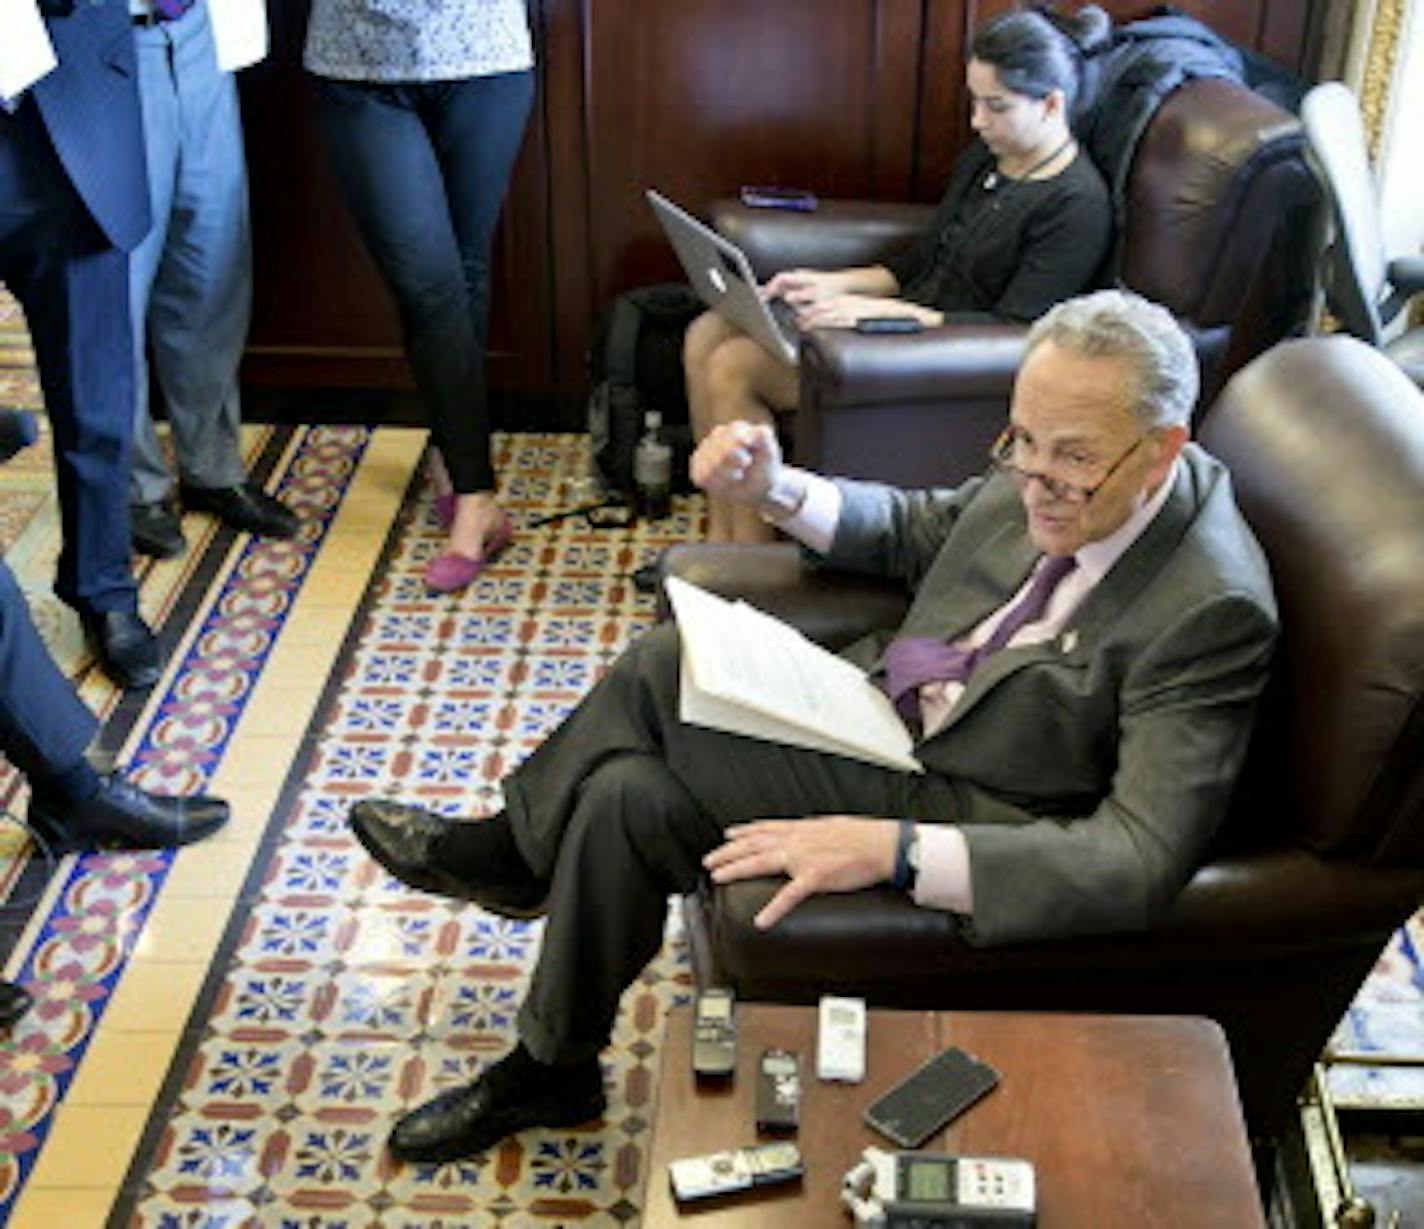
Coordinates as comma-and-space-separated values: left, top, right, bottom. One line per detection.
241, 0, 1320, 425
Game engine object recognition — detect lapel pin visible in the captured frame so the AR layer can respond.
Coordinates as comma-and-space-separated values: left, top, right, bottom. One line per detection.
1061, 630, 1078, 654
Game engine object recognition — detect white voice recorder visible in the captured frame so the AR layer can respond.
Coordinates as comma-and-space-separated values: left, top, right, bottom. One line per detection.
817, 995, 867, 1082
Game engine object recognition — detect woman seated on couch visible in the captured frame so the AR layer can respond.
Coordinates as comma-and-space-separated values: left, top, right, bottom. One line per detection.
687, 5, 1114, 542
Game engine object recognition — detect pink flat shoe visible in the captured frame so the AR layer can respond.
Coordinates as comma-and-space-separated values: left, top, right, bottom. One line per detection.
424, 513, 514, 594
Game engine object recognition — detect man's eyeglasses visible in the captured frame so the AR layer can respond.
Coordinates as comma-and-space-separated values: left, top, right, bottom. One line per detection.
990, 426, 1150, 504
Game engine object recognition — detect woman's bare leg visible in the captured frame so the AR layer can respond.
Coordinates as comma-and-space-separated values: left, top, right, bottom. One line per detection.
702, 335, 800, 543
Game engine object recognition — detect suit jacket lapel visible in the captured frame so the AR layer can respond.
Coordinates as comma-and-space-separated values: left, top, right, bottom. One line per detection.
928, 459, 1202, 735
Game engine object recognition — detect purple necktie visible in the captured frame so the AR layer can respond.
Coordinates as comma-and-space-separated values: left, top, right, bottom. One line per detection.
151, 0, 194, 19
881, 554, 1078, 721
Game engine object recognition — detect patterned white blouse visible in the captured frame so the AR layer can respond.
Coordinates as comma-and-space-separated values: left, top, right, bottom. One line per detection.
305, 0, 534, 82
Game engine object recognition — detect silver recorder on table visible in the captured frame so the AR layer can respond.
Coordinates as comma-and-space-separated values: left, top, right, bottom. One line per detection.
842, 1146, 1035, 1227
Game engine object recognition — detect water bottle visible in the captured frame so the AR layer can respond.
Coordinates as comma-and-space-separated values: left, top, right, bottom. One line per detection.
633, 410, 672, 520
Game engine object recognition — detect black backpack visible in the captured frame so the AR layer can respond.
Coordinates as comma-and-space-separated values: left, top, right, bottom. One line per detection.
587, 283, 705, 500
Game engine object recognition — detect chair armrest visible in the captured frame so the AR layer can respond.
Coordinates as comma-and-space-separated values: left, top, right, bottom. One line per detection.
711, 199, 935, 279
802, 323, 1027, 406
657, 543, 910, 651
704, 847, 1424, 983
795, 325, 1026, 487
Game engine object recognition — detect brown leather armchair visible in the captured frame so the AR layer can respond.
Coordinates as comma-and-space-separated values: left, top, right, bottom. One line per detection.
663, 336, 1424, 1141
714, 78, 1319, 488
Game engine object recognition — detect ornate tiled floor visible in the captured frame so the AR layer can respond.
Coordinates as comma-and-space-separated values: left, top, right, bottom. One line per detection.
1, 427, 701, 1226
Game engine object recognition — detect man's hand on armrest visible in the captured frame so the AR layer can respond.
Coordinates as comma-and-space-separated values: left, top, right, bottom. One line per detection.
704, 816, 900, 929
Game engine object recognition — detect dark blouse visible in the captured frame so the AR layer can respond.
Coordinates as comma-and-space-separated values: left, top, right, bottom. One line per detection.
885, 140, 1111, 324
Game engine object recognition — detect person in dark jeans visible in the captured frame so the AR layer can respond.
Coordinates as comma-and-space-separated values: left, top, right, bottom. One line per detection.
304, 0, 535, 593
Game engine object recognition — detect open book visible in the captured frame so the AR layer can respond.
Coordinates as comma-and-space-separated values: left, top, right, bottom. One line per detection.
665, 576, 924, 774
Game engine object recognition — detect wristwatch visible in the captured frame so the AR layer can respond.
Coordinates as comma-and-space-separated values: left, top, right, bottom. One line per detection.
892, 820, 921, 894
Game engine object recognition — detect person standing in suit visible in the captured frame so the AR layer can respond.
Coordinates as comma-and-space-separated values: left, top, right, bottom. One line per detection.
0, 0, 161, 689
126, 0, 300, 561
0, 402, 228, 1032
347, 290, 1277, 1162
303, 0, 534, 593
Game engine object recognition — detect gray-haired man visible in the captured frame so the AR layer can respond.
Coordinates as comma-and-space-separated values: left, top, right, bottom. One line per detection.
349, 289, 1279, 1162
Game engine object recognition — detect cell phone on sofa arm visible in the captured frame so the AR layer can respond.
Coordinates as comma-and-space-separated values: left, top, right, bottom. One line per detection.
740, 185, 819, 211
863, 1045, 1001, 1149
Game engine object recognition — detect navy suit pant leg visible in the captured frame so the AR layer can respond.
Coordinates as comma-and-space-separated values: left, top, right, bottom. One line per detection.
0, 559, 97, 782
0, 102, 140, 617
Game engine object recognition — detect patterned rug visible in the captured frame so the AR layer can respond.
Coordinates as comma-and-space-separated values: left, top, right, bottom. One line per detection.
112, 434, 700, 1226
1328, 917, 1424, 1110
0, 420, 377, 1222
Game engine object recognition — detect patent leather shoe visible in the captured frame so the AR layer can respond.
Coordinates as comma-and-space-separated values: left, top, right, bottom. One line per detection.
80, 608, 161, 690
131, 498, 186, 559
0, 981, 33, 1031
349, 799, 545, 918
389, 1047, 605, 1163
180, 481, 300, 539
28, 773, 230, 853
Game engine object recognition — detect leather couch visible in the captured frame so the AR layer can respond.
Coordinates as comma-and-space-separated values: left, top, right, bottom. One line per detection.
662, 336, 1424, 1141
713, 77, 1319, 489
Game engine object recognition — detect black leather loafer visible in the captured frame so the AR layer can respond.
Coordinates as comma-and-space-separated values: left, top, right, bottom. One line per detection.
180, 481, 300, 539
28, 773, 230, 853
0, 980, 33, 1031
389, 1049, 605, 1163
131, 498, 186, 559
80, 608, 162, 690
349, 799, 546, 918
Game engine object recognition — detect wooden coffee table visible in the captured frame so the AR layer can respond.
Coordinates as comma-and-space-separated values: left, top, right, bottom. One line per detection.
642, 1005, 1264, 1226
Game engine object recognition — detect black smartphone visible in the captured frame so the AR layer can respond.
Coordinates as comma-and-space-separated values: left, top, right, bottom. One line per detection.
862, 1046, 1001, 1148
739, 185, 819, 212
854, 316, 925, 334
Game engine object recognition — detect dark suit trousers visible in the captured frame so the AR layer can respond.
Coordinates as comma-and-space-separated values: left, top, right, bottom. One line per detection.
0, 558, 98, 783
0, 102, 139, 616
504, 622, 956, 1063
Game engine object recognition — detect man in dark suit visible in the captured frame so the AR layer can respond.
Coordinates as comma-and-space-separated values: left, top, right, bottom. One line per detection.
349, 290, 1278, 1163
1, 0, 163, 689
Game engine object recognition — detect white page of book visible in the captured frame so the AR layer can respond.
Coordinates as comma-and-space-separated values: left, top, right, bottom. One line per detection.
666, 576, 922, 774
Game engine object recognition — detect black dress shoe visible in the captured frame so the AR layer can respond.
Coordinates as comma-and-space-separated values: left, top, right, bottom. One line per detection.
180, 481, 300, 539
0, 408, 39, 463
28, 773, 230, 853
349, 799, 546, 918
131, 498, 186, 559
80, 608, 161, 690
0, 981, 33, 1031
389, 1046, 605, 1163
630, 562, 660, 595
